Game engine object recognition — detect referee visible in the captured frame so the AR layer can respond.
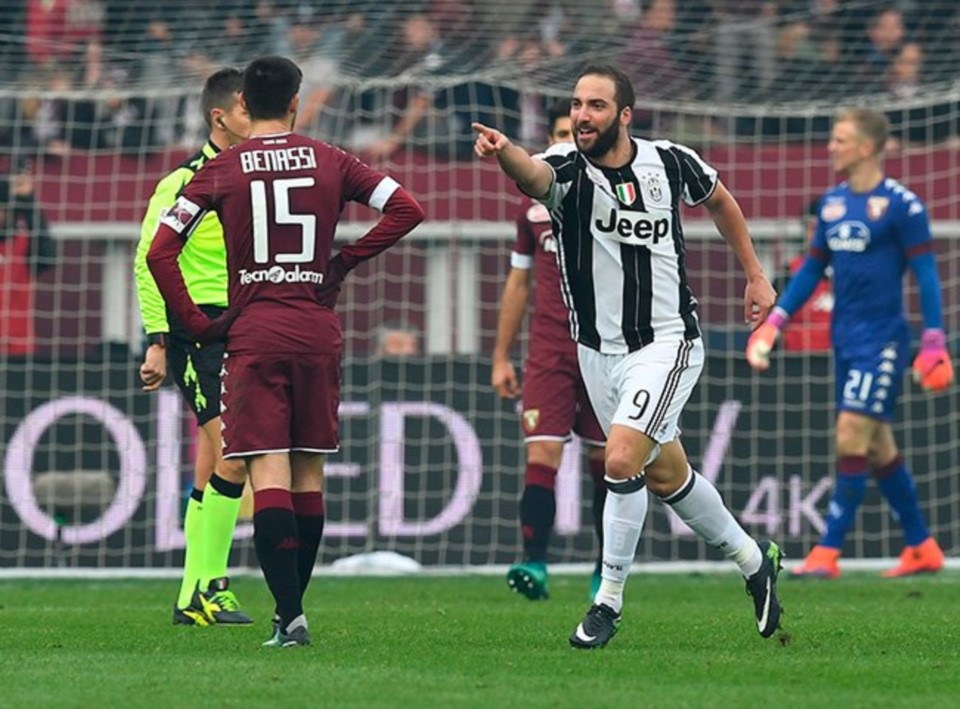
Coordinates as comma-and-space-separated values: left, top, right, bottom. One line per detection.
134, 68, 252, 626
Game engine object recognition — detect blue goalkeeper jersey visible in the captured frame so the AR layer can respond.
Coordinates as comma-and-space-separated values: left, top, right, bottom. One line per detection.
810, 176, 932, 358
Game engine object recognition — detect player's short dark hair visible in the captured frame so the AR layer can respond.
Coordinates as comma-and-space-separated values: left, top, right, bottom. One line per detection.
547, 100, 570, 137
577, 63, 636, 112
200, 67, 243, 130
242, 55, 303, 121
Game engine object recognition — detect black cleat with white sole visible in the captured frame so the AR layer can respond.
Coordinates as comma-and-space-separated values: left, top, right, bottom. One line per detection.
262, 614, 311, 648
569, 603, 621, 649
745, 539, 783, 638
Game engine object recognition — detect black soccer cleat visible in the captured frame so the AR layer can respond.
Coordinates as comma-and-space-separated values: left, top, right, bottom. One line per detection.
262, 615, 311, 648
569, 603, 621, 649
172, 581, 221, 626
172, 602, 212, 626
745, 540, 784, 638
204, 577, 253, 625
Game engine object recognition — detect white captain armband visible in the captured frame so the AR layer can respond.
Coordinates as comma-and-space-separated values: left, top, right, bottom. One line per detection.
511, 252, 533, 269
159, 196, 203, 235
368, 177, 400, 212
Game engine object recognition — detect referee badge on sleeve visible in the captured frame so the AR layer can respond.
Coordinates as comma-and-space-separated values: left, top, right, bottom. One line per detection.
615, 182, 637, 206
522, 409, 541, 433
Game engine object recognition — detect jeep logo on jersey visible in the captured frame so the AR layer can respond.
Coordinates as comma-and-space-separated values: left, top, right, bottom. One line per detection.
595, 209, 670, 245
826, 221, 871, 253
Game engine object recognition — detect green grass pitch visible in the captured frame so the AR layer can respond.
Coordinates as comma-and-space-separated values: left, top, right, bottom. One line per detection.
1, 572, 957, 708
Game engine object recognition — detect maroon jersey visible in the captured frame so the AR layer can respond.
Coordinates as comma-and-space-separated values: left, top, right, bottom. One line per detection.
513, 198, 574, 355
148, 132, 423, 354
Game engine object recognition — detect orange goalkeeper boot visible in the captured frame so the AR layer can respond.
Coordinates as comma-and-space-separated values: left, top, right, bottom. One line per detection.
882, 537, 945, 578
790, 545, 841, 579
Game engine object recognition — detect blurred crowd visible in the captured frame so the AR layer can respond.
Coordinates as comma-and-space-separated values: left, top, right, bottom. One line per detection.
0, 0, 958, 159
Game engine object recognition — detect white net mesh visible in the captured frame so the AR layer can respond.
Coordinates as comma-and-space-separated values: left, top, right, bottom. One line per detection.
1, 0, 959, 570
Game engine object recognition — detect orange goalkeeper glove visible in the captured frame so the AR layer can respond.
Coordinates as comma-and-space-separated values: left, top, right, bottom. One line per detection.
746, 308, 788, 371
912, 328, 954, 392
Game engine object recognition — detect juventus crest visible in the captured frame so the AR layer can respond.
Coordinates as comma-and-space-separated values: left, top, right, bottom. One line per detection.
641, 173, 664, 206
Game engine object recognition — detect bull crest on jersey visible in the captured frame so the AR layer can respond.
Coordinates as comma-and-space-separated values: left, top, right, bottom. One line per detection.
615, 182, 636, 206
867, 196, 889, 220
522, 408, 540, 433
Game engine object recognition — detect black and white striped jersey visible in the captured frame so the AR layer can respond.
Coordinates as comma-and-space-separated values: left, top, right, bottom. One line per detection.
532, 137, 718, 354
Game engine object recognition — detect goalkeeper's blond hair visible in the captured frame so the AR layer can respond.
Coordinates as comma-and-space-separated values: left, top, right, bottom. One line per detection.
835, 108, 890, 156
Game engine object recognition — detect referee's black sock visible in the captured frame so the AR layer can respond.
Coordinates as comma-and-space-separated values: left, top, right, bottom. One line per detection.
253, 488, 303, 631
293, 491, 325, 599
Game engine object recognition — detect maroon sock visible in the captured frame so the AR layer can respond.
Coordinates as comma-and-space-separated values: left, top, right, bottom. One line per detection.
253, 488, 302, 629
520, 463, 557, 562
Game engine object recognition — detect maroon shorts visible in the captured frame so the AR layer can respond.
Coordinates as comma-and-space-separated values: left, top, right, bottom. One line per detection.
520, 348, 605, 445
220, 352, 341, 458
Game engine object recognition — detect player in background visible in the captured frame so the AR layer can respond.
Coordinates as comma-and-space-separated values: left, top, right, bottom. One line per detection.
492, 101, 607, 601
475, 63, 783, 649
135, 68, 252, 626
148, 55, 425, 647
747, 108, 951, 578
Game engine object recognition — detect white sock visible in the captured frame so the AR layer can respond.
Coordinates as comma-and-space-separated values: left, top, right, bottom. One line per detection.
662, 466, 762, 578
594, 474, 648, 614
284, 613, 308, 634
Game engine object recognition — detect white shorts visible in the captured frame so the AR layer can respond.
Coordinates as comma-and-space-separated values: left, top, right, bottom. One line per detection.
577, 338, 704, 444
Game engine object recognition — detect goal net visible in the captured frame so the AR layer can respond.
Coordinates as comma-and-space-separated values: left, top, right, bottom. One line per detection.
1, 0, 958, 572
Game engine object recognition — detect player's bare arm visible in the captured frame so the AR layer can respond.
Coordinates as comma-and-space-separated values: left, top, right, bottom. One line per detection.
139, 343, 167, 391
704, 181, 776, 326
472, 122, 553, 199
491, 267, 531, 399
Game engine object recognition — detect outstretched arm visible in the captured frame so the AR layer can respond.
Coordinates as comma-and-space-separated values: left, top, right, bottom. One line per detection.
473, 122, 553, 199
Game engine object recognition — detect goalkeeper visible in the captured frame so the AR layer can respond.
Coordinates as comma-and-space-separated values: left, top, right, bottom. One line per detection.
134, 68, 253, 625
747, 107, 951, 579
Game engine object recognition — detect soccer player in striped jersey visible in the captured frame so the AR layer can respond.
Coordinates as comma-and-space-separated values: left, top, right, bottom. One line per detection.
135, 68, 252, 626
492, 102, 607, 601
475, 63, 783, 648
748, 108, 951, 578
